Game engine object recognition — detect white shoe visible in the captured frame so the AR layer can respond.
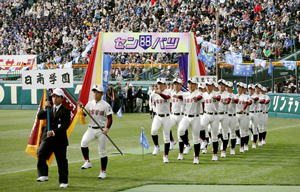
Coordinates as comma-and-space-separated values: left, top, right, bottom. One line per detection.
230, 148, 235, 155
221, 151, 226, 158
177, 153, 183, 160
98, 170, 106, 179
60, 183, 68, 188
262, 139, 266, 145
244, 145, 249, 151
183, 145, 192, 155
163, 155, 169, 163
258, 141, 262, 147
37, 176, 49, 182
81, 160, 92, 169
252, 143, 256, 149
152, 145, 160, 155
170, 140, 176, 150
212, 154, 218, 161
193, 156, 199, 164
208, 138, 212, 145
251, 135, 253, 141
202, 148, 207, 154
200, 140, 207, 150
236, 138, 241, 145
240, 147, 244, 153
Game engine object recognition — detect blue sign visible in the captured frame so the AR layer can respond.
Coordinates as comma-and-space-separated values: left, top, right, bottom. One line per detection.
233, 64, 253, 77
197, 48, 215, 67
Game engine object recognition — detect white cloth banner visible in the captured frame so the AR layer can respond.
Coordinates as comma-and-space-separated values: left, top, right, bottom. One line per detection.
22, 69, 73, 90
102, 33, 189, 53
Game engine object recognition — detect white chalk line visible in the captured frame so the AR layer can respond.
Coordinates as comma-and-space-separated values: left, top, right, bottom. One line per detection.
0, 124, 298, 176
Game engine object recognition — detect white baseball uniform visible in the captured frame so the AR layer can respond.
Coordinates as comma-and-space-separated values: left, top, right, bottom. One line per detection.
178, 90, 203, 145
257, 93, 266, 133
170, 90, 184, 141
249, 93, 259, 135
236, 94, 250, 138
151, 89, 171, 143
201, 91, 220, 143
228, 94, 238, 138
218, 91, 231, 140
81, 99, 113, 158
262, 94, 270, 132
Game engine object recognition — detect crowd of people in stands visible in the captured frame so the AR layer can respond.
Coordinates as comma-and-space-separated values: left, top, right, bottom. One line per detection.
0, 0, 299, 76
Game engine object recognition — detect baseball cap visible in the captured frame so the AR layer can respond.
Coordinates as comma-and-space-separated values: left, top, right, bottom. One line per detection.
198, 83, 205, 89
248, 84, 255, 89
51, 88, 64, 97
187, 77, 198, 84
218, 79, 226, 85
91, 84, 104, 92
243, 83, 248, 89
255, 83, 262, 89
157, 78, 166, 84
206, 79, 213, 85
236, 82, 243, 87
262, 87, 267, 92
226, 81, 233, 87
173, 78, 183, 84
129, 83, 133, 87
214, 82, 218, 88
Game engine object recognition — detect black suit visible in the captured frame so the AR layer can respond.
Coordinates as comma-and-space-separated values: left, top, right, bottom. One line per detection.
37, 105, 70, 184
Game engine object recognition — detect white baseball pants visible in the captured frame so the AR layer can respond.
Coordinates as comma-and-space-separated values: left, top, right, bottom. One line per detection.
178, 116, 201, 144
201, 114, 219, 142
151, 115, 171, 143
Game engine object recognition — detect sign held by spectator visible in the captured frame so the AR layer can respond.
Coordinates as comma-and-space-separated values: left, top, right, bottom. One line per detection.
22, 69, 73, 90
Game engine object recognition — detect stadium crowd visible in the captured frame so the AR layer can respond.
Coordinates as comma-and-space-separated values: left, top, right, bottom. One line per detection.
0, 0, 300, 77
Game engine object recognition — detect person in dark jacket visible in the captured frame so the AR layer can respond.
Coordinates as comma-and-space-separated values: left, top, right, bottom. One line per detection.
36, 88, 70, 188
127, 84, 133, 113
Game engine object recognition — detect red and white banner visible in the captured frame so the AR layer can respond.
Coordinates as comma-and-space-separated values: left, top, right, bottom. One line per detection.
0, 55, 37, 70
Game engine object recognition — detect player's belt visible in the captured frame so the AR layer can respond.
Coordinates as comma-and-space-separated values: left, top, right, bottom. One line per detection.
157, 114, 170, 117
250, 111, 255, 113
172, 113, 183, 116
228, 114, 236, 116
185, 114, 199, 117
199, 113, 203, 115
237, 112, 246, 115
205, 112, 218, 115
218, 112, 227, 115
263, 112, 268, 114
258, 110, 263, 112
89, 126, 105, 129
246, 113, 249, 116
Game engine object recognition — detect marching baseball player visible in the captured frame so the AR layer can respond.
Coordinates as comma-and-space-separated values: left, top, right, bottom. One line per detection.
217, 79, 231, 157
151, 78, 172, 163
261, 87, 270, 145
242, 83, 251, 151
148, 84, 155, 119
169, 78, 185, 150
213, 82, 219, 92
198, 83, 209, 154
201, 79, 221, 161
78, 85, 113, 179
255, 84, 266, 147
174, 77, 203, 164
235, 82, 251, 153
248, 84, 259, 148
225, 81, 239, 155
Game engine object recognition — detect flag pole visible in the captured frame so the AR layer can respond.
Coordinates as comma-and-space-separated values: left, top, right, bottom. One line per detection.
65, 88, 125, 157
46, 89, 50, 131
142, 144, 144, 159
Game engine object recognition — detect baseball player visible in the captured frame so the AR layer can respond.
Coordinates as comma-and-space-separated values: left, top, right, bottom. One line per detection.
213, 82, 219, 92
225, 81, 239, 155
216, 79, 231, 158
201, 79, 221, 161
235, 82, 252, 153
198, 82, 209, 154
79, 85, 113, 179
151, 78, 172, 163
169, 78, 185, 150
242, 83, 251, 151
255, 84, 266, 147
148, 84, 155, 119
248, 84, 259, 148
174, 77, 203, 164
261, 87, 270, 145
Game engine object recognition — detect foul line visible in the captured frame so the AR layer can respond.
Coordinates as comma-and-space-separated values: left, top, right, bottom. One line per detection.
0, 124, 298, 176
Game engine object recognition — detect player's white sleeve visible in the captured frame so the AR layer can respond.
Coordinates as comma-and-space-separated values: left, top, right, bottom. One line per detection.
104, 102, 113, 116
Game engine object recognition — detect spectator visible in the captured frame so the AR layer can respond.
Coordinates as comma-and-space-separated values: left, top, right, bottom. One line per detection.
158, 70, 166, 78
263, 45, 272, 59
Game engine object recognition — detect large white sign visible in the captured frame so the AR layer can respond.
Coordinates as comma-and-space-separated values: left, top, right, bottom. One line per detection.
102, 33, 190, 53
0, 55, 37, 70
22, 69, 73, 90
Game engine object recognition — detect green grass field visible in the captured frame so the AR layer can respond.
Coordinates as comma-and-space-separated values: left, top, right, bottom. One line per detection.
0, 110, 300, 192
